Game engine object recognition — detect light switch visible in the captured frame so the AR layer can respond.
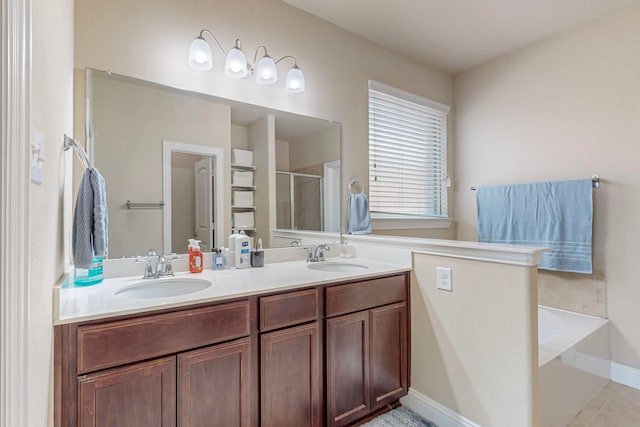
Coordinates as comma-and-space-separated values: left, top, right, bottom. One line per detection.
30, 127, 44, 185
436, 267, 452, 292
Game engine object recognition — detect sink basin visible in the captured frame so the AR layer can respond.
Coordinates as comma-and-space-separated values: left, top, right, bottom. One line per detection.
115, 278, 211, 299
306, 261, 369, 273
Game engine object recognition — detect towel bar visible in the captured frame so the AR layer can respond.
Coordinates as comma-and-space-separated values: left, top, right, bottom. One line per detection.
126, 200, 165, 209
63, 134, 92, 169
471, 175, 600, 191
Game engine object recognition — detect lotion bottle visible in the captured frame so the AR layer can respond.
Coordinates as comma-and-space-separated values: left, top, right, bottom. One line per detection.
228, 230, 240, 251
189, 239, 203, 273
234, 232, 250, 269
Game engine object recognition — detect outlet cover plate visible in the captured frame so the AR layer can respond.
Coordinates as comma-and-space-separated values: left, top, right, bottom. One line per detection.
437, 267, 452, 292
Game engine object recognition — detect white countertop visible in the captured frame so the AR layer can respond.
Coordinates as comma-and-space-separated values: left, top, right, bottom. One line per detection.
54, 257, 409, 325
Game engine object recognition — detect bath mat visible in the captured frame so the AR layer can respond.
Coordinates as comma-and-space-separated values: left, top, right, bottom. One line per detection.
360, 407, 438, 427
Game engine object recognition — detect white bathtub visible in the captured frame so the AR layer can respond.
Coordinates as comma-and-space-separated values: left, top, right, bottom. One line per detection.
538, 306, 610, 427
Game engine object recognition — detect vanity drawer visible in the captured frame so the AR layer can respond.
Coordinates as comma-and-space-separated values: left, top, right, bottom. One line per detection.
325, 274, 406, 317
77, 300, 250, 374
260, 288, 319, 332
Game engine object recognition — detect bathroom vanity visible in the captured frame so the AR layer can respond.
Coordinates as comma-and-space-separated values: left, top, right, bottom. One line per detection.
54, 261, 409, 427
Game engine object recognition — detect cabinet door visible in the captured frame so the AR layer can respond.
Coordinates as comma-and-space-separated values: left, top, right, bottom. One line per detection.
261, 322, 321, 427
78, 356, 176, 427
178, 338, 252, 427
326, 311, 370, 427
370, 302, 408, 409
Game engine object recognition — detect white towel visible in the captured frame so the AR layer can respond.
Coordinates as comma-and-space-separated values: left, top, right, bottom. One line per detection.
233, 190, 254, 207
233, 211, 255, 228
72, 168, 108, 268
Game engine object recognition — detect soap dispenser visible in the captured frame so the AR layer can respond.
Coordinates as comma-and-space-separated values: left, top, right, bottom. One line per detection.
212, 249, 224, 270
188, 239, 203, 273
222, 247, 231, 269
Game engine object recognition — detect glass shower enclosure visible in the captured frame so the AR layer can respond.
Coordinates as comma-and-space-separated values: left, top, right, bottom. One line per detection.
276, 171, 323, 231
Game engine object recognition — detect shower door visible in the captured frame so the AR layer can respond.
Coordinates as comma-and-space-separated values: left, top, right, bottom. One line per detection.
276, 172, 323, 231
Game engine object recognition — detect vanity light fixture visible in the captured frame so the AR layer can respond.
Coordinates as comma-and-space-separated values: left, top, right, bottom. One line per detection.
188, 29, 305, 93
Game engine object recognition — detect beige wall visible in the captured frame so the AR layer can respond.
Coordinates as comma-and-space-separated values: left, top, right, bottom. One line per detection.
289, 125, 340, 170
412, 253, 539, 426
275, 139, 290, 171
453, 5, 640, 369
91, 74, 231, 257
249, 116, 276, 246
31, 0, 74, 426
231, 124, 249, 150
74, 0, 453, 239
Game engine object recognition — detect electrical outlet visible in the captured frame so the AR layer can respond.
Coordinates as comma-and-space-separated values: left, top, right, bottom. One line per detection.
436, 267, 452, 292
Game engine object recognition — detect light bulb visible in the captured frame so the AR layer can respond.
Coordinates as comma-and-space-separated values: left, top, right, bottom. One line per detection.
225, 47, 248, 78
188, 37, 213, 71
255, 55, 277, 85
285, 66, 305, 93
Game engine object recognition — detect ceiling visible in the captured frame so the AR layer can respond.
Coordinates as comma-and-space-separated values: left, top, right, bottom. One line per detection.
283, 0, 638, 74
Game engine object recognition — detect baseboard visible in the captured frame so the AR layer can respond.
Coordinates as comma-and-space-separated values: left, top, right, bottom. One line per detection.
400, 388, 481, 427
611, 362, 640, 391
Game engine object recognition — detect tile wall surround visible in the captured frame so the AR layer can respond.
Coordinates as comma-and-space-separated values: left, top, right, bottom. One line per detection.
538, 271, 606, 318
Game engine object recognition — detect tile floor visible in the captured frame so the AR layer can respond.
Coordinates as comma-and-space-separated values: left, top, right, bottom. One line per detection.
568, 382, 640, 426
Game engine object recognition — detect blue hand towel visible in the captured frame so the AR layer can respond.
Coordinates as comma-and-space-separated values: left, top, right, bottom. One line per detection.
90, 168, 108, 257
348, 193, 372, 235
72, 168, 108, 268
477, 178, 593, 274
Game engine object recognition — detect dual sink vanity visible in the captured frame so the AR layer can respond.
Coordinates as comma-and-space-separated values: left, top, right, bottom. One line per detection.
54, 255, 411, 427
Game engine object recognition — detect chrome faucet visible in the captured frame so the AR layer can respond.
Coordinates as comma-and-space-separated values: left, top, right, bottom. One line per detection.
308, 244, 330, 262
136, 249, 179, 278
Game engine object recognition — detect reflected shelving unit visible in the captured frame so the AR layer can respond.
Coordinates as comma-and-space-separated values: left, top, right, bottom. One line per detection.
231, 162, 257, 237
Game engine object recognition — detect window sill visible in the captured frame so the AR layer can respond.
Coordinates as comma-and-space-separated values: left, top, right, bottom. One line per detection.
370, 215, 453, 230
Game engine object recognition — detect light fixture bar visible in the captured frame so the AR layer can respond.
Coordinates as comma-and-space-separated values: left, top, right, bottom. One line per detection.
188, 29, 305, 93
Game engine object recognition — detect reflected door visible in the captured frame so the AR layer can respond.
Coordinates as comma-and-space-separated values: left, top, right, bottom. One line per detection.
194, 158, 214, 250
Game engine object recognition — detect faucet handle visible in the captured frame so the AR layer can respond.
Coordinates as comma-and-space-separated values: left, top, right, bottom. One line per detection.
162, 253, 179, 276
135, 256, 154, 279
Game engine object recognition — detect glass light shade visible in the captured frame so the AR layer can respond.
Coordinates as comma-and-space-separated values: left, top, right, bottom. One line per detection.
285, 66, 305, 93
224, 47, 248, 78
255, 55, 278, 85
188, 37, 213, 71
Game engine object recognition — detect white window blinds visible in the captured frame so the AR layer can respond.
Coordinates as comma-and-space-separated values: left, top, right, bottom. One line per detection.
368, 81, 450, 217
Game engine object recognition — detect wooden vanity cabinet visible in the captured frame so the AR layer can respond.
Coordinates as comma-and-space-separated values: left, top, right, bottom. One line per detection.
56, 300, 255, 427
325, 274, 409, 427
178, 338, 252, 427
56, 272, 409, 427
259, 288, 322, 427
78, 356, 177, 427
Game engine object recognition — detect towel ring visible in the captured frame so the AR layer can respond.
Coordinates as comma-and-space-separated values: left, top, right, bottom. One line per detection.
348, 178, 363, 194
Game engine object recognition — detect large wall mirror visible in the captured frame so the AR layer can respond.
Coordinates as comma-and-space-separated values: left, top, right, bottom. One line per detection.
83, 68, 341, 258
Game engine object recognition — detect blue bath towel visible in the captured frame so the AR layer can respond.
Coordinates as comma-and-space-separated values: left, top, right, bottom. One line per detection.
348, 192, 372, 235
72, 168, 108, 268
477, 179, 593, 274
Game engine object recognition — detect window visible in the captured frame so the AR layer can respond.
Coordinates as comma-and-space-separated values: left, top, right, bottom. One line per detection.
368, 80, 450, 219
